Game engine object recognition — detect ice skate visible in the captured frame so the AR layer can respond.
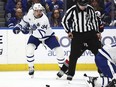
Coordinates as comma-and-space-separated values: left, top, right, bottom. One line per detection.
28, 66, 34, 78
84, 73, 98, 87
56, 70, 65, 79
67, 75, 73, 84
67, 75, 73, 81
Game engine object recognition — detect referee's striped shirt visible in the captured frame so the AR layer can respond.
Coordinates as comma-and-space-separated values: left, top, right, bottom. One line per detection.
62, 4, 99, 33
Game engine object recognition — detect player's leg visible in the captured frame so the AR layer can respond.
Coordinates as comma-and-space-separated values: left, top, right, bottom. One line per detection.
95, 52, 116, 79
26, 35, 41, 76
45, 36, 66, 68
26, 43, 35, 76
93, 77, 111, 87
94, 52, 116, 87
87, 36, 103, 76
84, 73, 116, 87
84, 50, 116, 87
57, 59, 69, 78
54, 47, 65, 67
45, 36, 69, 78
84, 74, 111, 87
67, 38, 86, 80
57, 42, 87, 79
56, 39, 83, 79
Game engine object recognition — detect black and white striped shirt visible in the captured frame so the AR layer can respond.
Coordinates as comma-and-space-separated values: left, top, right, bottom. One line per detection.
62, 4, 99, 33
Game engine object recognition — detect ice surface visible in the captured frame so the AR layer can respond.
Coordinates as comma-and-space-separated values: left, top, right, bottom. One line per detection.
0, 71, 99, 87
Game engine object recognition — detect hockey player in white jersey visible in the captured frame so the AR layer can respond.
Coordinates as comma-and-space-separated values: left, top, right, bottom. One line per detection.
13, 3, 65, 77
84, 43, 116, 87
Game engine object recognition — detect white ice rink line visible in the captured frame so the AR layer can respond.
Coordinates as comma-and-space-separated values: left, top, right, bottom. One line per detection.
0, 71, 99, 87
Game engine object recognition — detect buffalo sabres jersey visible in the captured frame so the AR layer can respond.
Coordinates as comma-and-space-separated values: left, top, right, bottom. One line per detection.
16, 9, 54, 40
99, 43, 116, 64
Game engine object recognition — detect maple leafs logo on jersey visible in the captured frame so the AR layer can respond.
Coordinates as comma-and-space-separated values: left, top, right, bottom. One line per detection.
32, 24, 37, 30
37, 23, 40, 26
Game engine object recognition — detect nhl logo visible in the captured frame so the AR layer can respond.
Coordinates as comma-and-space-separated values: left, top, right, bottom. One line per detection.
85, 14, 90, 20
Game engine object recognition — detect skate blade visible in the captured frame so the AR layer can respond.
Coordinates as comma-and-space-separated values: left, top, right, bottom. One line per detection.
30, 74, 34, 78
67, 80, 72, 84
56, 76, 61, 79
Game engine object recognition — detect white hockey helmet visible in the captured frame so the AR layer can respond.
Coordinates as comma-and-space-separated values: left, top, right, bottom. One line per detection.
33, 3, 43, 11
95, 11, 101, 17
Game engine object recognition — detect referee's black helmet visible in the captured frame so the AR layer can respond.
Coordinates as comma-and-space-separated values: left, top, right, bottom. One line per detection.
77, 0, 89, 6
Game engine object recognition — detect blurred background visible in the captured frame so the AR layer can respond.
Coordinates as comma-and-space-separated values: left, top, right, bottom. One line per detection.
0, 0, 115, 28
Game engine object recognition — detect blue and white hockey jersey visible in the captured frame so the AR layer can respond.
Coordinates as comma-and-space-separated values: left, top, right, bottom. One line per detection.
98, 43, 116, 64
16, 9, 54, 41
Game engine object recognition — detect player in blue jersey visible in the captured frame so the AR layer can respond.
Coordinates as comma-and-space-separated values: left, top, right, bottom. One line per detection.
84, 43, 116, 87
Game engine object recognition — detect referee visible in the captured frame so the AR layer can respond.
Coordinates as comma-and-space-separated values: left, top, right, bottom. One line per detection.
57, 0, 103, 80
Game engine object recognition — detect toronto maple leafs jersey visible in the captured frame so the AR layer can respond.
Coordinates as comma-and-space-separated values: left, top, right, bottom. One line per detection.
16, 9, 54, 41
99, 43, 116, 64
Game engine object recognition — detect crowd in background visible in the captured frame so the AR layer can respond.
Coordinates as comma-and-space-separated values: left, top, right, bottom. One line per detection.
1, 0, 116, 28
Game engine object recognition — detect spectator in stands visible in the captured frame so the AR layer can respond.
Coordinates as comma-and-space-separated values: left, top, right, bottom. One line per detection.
95, 0, 105, 14
110, 20, 116, 26
104, 0, 116, 14
102, 0, 116, 26
15, 1, 22, 10
27, 0, 46, 11
45, 0, 64, 12
102, 9, 112, 26
5, 0, 27, 21
109, 11, 116, 26
90, 0, 104, 14
6, 8, 23, 28
50, 9, 62, 27
104, 0, 112, 15
45, 0, 64, 22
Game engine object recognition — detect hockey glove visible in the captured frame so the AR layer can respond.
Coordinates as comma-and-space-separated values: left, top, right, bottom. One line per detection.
13, 27, 20, 34
22, 27, 29, 34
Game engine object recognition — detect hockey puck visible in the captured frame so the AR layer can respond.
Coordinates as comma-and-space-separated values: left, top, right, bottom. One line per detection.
46, 84, 50, 87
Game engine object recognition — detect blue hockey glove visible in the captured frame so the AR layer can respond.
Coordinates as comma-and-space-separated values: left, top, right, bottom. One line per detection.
21, 27, 29, 34
13, 27, 20, 34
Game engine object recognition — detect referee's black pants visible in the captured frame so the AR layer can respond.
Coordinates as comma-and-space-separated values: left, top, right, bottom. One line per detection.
68, 31, 102, 77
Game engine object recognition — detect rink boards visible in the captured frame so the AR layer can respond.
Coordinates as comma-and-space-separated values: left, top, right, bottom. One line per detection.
0, 28, 116, 71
